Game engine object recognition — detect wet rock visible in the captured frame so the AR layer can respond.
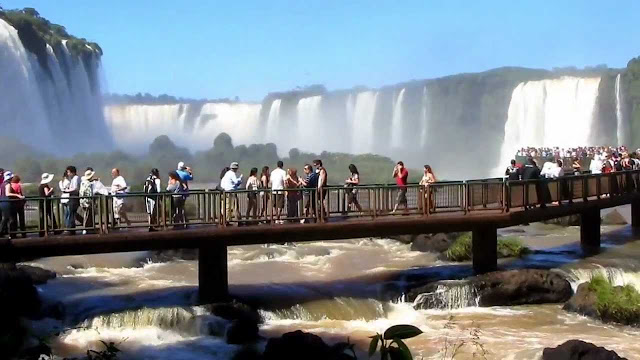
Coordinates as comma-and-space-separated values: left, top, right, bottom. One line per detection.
407, 269, 572, 309
232, 346, 263, 360
563, 283, 599, 319
208, 301, 262, 326
149, 248, 198, 262
263, 330, 354, 360
543, 215, 581, 226
17, 265, 56, 285
602, 209, 628, 225
226, 319, 260, 344
0, 263, 42, 319
563, 283, 640, 326
411, 233, 454, 253
474, 269, 572, 306
542, 340, 627, 360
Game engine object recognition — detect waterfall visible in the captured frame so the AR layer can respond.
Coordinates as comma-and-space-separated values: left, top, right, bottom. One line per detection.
348, 91, 379, 154
104, 102, 262, 153
265, 99, 281, 143
615, 74, 628, 146
259, 297, 388, 321
0, 19, 110, 152
419, 86, 429, 148
563, 266, 640, 293
296, 96, 323, 153
496, 77, 602, 174
411, 281, 479, 310
391, 89, 406, 149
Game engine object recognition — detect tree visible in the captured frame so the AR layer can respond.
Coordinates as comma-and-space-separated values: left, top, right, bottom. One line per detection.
213, 132, 233, 152
22, 7, 40, 18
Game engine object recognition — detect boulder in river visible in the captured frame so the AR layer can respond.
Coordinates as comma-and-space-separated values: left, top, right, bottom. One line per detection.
389, 233, 458, 253
17, 265, 56, 285
542, 340, 628, 360
563, 279, 640, 327
226, 319, 260, 344
601, 209, 628, 225
543, 214, 581, 226
263, 330, 355, 360
408, 269, 573, 309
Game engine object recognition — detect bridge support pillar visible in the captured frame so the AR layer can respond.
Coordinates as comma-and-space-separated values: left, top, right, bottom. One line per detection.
632, 198, 640, 228
199, 242, 229, 303
472, 225, 497, 274
580, 208, 600, 255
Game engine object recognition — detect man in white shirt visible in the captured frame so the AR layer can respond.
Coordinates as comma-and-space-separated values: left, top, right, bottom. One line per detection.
220, 162, 243, 222
111, 168, 131, 226
269, 161, 286, 223
62, 166, 82, 235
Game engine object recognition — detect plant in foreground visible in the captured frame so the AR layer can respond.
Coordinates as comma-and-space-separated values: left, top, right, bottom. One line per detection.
368, 324, 423, 360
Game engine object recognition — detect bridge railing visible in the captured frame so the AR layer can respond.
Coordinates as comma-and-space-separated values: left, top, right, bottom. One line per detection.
3, 170, 640, 237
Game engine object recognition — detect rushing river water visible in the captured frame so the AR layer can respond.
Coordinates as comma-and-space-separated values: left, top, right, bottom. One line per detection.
23, 210, 640, 359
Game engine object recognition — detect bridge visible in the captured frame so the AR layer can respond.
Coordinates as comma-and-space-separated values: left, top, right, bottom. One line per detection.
3, 170, 640, 302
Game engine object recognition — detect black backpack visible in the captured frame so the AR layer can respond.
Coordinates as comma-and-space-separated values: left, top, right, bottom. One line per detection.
144, 176, 158, 194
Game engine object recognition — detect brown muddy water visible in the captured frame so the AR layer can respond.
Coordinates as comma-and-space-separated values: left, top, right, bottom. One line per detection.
23, 209, 640, 359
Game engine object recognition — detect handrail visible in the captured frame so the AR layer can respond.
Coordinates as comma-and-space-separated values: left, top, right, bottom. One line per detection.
1, 169, 638, 237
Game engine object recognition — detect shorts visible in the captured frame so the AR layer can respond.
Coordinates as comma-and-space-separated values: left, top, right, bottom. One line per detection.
273, 193, 285, 209
396, 187, 407, 206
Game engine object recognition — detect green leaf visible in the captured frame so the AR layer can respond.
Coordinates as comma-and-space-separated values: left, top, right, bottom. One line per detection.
383, 325, 423, 340
388, 346, 407, 360
368, 335, 380, 357
392, 339, 413, 360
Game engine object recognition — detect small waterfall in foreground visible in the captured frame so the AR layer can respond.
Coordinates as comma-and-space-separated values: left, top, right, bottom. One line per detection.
411, 280, 480, 310
391, 88, 406, 149
615, 74, 628, 146
496, 77, 602, 174
563, 266, 640, 293
259, 297, 389, 322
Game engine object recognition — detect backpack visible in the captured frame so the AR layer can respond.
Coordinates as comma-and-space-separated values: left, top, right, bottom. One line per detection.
79, 181, 93, 209
144, 176, 158, 194
614, 160, 623, 172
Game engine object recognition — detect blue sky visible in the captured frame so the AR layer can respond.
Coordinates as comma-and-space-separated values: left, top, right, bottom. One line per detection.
3, 0, 639, 101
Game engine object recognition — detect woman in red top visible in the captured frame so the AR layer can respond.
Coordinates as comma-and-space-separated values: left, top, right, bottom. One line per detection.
392, 161, 409, 214
10, 175, 26, 237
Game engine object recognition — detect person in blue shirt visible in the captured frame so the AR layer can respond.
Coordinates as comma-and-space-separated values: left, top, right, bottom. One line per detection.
176, 161, 193, 189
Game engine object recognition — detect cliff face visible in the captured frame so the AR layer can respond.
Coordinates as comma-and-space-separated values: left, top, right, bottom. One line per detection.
0, 8, 110, 152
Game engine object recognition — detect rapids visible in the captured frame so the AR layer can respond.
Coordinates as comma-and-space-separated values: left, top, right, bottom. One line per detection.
23, 207, 640, 359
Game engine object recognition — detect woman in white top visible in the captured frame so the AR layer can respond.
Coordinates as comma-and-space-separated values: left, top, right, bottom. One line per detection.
419, 165, 437, 212
245, 167, 260, 220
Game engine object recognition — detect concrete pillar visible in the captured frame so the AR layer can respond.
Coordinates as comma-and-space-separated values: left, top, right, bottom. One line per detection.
632, 198, 640, 228
580, 208, 600, 255
472, 225, 497, 274
198, 242, 229, 303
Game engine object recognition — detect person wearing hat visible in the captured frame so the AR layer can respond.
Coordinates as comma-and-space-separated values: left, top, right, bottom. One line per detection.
0, 171, 24, 238
38, 173, 58, 236
80, 169, 103, 233
220, 162, 243, 223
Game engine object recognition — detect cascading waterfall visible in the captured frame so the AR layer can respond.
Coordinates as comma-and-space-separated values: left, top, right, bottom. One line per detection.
390, 88, 406, 149
419, 86, 429, 148
348, 91, 379, 154
411, 281, 479, 310
496, 77, 602, 174
0, 19, 110, 151
296, 96, 323, 153
105, 102, 261, 153
265, 99, 281, 144
615, 74, 628, 146
563, 266, 640, 292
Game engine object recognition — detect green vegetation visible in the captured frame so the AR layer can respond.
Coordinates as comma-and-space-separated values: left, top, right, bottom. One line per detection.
1, 133, 419, 189
588, 274, 640, 325
444, 233, 530, 261
368, 324, 423, 360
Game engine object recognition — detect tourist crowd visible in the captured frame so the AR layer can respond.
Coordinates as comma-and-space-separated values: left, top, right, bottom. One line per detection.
0, 160, 438, 237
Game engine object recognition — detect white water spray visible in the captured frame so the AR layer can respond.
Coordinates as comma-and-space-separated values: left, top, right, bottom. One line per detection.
391, 89, 406, 149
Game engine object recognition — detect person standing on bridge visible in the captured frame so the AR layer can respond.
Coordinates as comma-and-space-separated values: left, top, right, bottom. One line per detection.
419, 165, 437, 212
144, 168, 162, 232
111, 168, 131, 227
167, 171, 187, 227
314, 160, 328, 222
221, 162, 243, 224
0, 171, 23, 239
392, 161, 409, 214
521, 157, 547, 209
505, 160, 520, 180
62, 166, 82, 235
38, 172, 57, 236
345, 164, 362, 213
270, 161, 286, 224
259, 166, 270, 219
300, 164, 318, 222
245, 167, 260, 220
285, 168, 301, 222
